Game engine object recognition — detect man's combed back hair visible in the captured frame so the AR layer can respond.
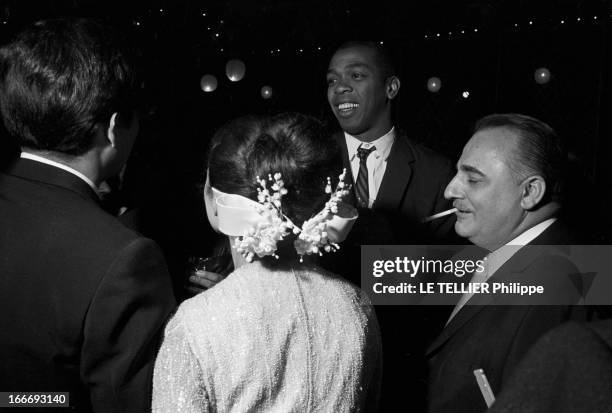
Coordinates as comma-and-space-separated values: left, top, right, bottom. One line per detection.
335, 40, 397, 80
474, 113, 566, 203
0, 18, 139, 155
207, 113, 343, 229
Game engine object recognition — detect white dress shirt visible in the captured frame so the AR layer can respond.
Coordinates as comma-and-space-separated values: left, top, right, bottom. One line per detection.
447, 217, 557, 322
344, 127, 395, 208
20, 152, 98, 192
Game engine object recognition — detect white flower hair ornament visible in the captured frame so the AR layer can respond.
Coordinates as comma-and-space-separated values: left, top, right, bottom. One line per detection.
214, 169, 357, 263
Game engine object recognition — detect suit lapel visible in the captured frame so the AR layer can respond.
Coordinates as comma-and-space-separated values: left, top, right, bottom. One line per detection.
372, 135, 414, 211
426, 304, 488, 356
335, 132, 357, 206
426, 264, 523, 356
425, 246, 492, 355
426, 223, 568, 356
426, 260, 527, 356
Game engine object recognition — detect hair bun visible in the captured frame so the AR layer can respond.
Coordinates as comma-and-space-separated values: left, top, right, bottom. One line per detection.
208, 113, 343, 228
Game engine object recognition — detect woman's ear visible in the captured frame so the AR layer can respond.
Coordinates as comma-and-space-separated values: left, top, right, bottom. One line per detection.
204, 171, 220, 232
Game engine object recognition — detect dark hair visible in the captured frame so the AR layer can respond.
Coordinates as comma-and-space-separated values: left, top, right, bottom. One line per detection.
474, 113, 566, 203
334, 40, 397, 80
0, 18, 139, 155
208, 113, 343, 230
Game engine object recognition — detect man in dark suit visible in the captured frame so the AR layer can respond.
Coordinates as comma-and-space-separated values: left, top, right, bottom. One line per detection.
326, 41, 456, 247
427, 113, 587, 413
0, 19, 176, 412
325, 41, 457, 411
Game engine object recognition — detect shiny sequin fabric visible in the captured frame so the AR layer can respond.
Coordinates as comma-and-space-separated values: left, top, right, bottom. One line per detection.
153, 261, 381, 412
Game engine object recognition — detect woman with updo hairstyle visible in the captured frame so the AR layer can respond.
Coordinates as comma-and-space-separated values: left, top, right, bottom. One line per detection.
153, 113, 381, 412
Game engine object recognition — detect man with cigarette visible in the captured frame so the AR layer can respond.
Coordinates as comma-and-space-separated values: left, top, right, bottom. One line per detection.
325, 40, 457, 411
427, 113, 586, 413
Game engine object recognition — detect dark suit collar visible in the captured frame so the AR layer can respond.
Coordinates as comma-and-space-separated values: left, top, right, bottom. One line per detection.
335, 132, 357, 205
4, 157, 101, 205
426, 219, 569, 356
334, 129, 415, 211
526, 219, 573, 245
372, 134, 414, 211
335, 132, 354, 181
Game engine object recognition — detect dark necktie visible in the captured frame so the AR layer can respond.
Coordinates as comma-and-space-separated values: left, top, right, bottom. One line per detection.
355, 145, 376, 208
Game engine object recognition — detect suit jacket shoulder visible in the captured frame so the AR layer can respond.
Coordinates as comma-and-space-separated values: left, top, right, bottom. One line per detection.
0, 158, 176, 412
396, 133, 454, 175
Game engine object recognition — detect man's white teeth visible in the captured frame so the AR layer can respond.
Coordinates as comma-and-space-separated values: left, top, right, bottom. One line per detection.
338, 103, 359, 110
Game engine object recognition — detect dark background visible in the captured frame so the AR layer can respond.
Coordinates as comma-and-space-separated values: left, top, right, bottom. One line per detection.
0, 0, 610, 278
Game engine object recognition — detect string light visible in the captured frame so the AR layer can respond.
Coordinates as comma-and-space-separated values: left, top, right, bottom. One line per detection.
126, 9, 604, 61
416, 13, 594, 43
164, 8, 612, 99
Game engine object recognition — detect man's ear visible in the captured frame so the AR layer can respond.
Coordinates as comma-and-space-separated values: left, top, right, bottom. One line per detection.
520, 175, 546, 209
386, 76, 400, 99
106, 112, 120, 148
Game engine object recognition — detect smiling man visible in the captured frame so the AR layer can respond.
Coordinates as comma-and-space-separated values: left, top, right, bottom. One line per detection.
326, 41, 455, 245
325, 41, 458, 411
427, 113, 586, 413
327, 41, 398, 147
446, 118, 562, 251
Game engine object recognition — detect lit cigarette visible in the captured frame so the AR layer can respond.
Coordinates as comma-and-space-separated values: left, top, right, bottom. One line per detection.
422, 208, 457, 223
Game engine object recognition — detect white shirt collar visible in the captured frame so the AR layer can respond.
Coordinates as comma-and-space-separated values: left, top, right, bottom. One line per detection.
20, 151, 98, 192
345, 127, 395, 161
486, 217, 557, 278
505, 217, 557, 246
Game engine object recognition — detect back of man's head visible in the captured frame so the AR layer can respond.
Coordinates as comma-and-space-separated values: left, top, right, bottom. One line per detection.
0, 18, 139, 156
474, 113, 565, 205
